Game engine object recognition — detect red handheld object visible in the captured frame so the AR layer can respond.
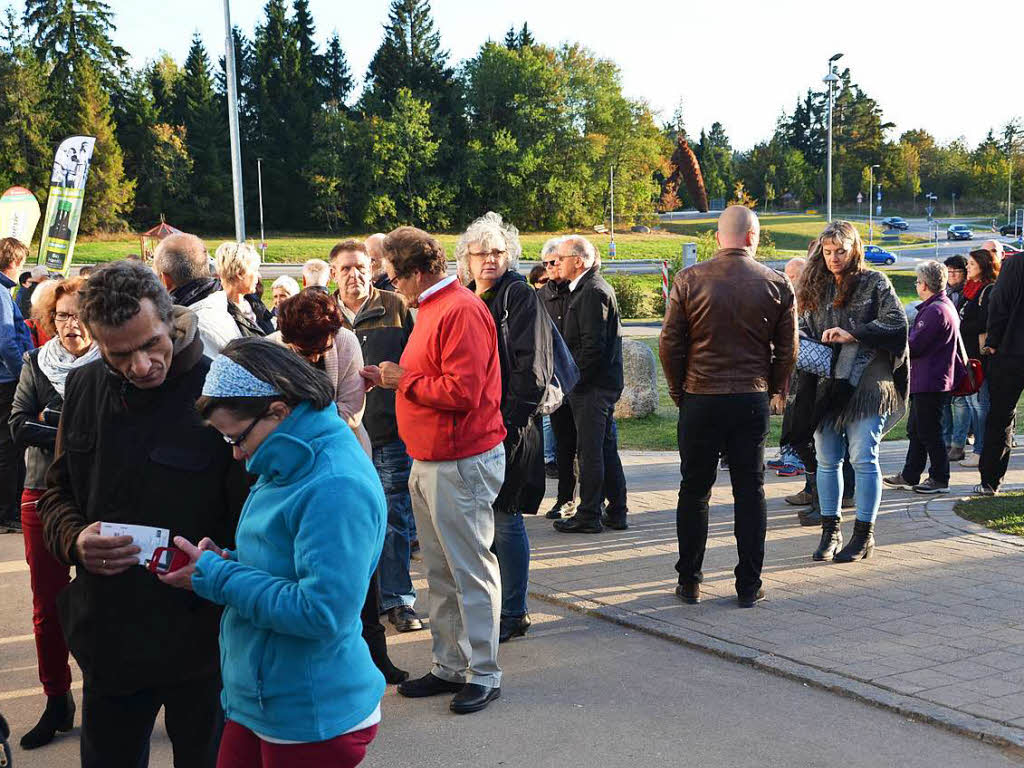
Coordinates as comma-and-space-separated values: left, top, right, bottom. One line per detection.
148, 547, 189, 575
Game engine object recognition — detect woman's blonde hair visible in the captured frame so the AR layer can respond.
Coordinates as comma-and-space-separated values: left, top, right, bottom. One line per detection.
797, 220, 867, 313
214, 242, 261, 284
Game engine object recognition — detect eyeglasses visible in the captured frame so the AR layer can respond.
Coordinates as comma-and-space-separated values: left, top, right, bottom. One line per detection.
54, 312, 80, 323
543, 260, 557, 267
468, 249, 506, 261
389, 275, 403, 289
222, 408, 270, 447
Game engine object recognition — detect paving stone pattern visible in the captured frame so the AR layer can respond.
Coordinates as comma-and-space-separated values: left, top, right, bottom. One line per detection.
523, 441, 1024, 746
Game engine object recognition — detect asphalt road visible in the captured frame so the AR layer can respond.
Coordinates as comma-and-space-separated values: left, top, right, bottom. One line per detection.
1, 531, 1022, 767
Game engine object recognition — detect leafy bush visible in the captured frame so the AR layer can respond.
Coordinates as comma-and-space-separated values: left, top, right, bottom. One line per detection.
606, 274, 655, 319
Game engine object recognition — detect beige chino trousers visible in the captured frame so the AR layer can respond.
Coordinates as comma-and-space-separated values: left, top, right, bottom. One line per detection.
408, 442, 505, 689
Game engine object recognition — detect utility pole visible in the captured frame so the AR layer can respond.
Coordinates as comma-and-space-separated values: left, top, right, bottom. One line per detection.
223, 0, 245, 243
257, 158, 266, 260
608, 165, 616, 258
823, 53, 843, 222
868, 164, 879, 244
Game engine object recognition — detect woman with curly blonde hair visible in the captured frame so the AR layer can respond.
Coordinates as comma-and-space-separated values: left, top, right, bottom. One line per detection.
797, 221, 908, 563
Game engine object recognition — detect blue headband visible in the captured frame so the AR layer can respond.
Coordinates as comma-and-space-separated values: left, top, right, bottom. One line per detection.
202, 355, 281, 398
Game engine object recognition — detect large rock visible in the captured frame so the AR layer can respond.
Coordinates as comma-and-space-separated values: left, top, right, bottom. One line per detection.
614, 338, 658, 419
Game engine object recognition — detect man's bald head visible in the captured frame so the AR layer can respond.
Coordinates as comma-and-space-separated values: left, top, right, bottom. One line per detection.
365, 233, 387, 279
716, 205, 760, 252
784, 257, 807, 286
153, 233, 209, 290
981, 239, 1004, 260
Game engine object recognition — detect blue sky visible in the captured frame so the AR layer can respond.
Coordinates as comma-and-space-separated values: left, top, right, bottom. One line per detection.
26, 1, 1024, 151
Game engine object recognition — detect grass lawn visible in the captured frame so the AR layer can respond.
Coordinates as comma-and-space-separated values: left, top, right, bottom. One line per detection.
66, 229, 699, 265
955, 493, 1024, 536
616, 336, 1024, 452
661, 214, 926, 253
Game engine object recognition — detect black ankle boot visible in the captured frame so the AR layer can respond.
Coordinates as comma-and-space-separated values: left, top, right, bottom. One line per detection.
365, 629, 409, 684
20, 691, 75, 749
812, 515, 842, 561
499, 613, 531, 643
833, 520, 874, 562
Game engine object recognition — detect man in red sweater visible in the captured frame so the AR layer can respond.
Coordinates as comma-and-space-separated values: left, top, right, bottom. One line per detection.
361, 226, 507, 715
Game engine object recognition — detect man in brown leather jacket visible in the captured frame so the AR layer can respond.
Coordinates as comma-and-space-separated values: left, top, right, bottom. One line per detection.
659, 206, 796, 608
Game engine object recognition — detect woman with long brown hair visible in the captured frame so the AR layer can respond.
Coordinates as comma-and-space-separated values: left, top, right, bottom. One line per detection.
797, 221, 908, 563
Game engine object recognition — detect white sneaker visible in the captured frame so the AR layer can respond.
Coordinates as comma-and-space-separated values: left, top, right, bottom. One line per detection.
959, 454, 980, 467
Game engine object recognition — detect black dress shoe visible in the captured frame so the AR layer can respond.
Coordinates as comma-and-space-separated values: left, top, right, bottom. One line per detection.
386, 605, 424, 632
450, 684, 501, 714
675, 582, 700, 604
553, 515, 603, 534
397, 673, 464, 698
544, 462, 559, 479
737, 588, 766, 608
600, 513, 628, 530
498, 613, 531, 643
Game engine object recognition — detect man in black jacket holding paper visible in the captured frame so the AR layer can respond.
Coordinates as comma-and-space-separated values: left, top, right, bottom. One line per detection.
37, 261, 248, 768
552, 235, 628, 534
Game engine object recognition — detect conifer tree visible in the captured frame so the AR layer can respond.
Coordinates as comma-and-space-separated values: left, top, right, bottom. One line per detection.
73, 57, 135, 231
23, 0, 127, 123
0, 9, 55, 195
323, 32, 353, 106
177, 34, 232, 229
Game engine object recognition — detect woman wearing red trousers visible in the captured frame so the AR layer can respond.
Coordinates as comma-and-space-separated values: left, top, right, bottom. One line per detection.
9, 276, 100, 749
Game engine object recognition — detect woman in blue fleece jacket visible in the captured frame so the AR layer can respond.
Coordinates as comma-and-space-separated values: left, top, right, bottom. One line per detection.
160, 337, 387, 767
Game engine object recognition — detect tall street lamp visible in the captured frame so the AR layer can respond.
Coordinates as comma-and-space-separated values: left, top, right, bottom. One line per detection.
824, 52, 843, 222
868, 164, 879, 244
223, 0, 245, 243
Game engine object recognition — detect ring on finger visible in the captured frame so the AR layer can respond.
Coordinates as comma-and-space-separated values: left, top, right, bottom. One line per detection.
101, 559, 107, 568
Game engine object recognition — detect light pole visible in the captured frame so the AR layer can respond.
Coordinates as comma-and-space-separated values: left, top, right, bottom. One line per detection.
608, 165, 615, 258
824, 52, 843, 222
868, 163, 879, 244
257, 158, 266, 260
925, 193, 938, 256
223, 0, 245, 243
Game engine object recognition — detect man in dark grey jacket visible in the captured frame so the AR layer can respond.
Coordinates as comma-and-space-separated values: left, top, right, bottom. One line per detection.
552, 235, 628, 534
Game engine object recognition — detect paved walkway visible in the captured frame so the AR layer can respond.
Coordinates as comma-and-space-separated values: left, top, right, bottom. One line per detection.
526, 440, 1024, 748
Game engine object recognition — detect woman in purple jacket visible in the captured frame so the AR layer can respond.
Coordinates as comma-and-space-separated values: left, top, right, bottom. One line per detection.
885, 261, 963, 494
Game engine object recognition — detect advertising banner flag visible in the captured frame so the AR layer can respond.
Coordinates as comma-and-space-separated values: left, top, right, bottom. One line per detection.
0, 186, 41, 246
37, 135, 95, 275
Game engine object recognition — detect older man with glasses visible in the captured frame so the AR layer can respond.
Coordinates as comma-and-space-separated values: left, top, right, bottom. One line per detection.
330, 239, 423, 635
363, 227, 507, 715
551, 235, 629, 534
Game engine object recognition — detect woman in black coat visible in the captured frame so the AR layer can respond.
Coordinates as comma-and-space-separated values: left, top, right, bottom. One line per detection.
458, 212, 553, 643
8, 277, 100, 750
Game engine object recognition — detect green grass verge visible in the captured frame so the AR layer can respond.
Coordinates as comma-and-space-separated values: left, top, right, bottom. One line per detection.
662, 215, 926, 252
955, 492, 1024, 536
64, 230, 700, 265
615, 337, 1024, 452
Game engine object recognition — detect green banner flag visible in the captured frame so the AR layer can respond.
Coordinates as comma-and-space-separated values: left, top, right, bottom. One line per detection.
37, 135, 95, 275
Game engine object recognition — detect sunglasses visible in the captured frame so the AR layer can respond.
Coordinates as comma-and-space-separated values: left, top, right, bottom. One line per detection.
543, 260, 557, 267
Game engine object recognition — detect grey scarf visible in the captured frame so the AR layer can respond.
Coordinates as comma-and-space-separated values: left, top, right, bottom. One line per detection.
800, 270, 909, 432
37, 337, 101, 397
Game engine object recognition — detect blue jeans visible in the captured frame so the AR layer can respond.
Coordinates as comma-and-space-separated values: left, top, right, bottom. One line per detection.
953, 382, 990, 455
491, 509, 530, 618
814, 413, 886, 523
542, 414, 556, 463
372, 439, 417, 612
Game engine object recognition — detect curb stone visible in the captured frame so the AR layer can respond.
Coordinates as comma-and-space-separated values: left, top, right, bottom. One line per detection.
528, 580, 1024, 751
921, 487, 1024, 548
